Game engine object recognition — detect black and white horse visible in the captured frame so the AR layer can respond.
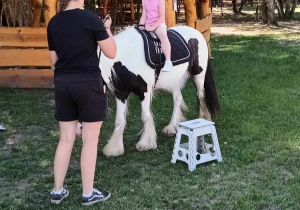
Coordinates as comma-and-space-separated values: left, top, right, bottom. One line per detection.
98, 26, 220, 157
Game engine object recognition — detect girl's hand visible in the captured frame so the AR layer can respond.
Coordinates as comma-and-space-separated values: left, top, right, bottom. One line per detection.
145, 25, 154, 31
103, 15, 112, 28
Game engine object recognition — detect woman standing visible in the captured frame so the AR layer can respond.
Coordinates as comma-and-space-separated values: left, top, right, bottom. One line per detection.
47, 0, 116, 206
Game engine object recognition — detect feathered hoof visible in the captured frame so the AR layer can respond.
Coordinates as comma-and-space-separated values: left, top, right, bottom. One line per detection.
103, 143, 124, 157
136, 139, 157, 151
162, 124, 177, 136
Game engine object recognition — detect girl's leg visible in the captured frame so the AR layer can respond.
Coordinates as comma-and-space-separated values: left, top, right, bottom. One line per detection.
81, 121, 103, 194
155, 24, 171, 61
54, 121, 78, 191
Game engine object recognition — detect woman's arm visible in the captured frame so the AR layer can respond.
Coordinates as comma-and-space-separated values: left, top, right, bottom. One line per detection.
146, 0, 165, 31
49, 51, 58, 70
98, 16, 117, 59
139, 1, 147, 25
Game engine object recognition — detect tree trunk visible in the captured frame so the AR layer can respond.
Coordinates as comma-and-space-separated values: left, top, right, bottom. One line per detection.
276, 0, 297, 20
284, 0, 291, 19
31, 0, 43, 27
232, 0, 238, 13
267, 0, 278, 25
44, 0, 58, 26
238, 0, 248, 12
183, 0, 197, 27
289, 0, 297, 18
260, 0, 268, 23
165, 0, 176, 28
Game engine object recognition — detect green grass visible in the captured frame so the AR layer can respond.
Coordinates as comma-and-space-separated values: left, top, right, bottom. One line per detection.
1, 32, 300, 209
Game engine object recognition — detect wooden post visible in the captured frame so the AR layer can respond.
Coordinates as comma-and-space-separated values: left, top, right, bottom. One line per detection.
165, 0, 176, 28
129, 0, 135, 22
199, 0, 211, 19
113, 0, 118, 25
183, 0, 197, 28
44, 0, 58, 26
103, 0, 109, 17
31, 0, 43, 27
197, 0, 212, 58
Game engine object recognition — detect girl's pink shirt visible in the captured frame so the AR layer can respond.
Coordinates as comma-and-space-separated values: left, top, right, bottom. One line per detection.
143, 0, 165, 26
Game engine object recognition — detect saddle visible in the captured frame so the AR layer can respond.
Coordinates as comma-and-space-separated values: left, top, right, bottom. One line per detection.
136, 26, 191, 83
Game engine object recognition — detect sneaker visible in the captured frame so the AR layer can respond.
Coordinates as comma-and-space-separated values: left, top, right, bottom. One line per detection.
162, 60, 173, 72
50, 188, 69, 205
81, 189, 111, 206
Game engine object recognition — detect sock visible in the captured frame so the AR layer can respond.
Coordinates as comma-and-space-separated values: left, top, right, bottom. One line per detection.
53, 187, 63, 195
165, 60, 173, 66
82, 189, 94, 198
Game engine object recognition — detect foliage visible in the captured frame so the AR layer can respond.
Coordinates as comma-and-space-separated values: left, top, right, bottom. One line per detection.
1, 0, 31, 27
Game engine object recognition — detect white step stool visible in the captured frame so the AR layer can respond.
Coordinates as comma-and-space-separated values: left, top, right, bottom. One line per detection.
171, 118, 222, 171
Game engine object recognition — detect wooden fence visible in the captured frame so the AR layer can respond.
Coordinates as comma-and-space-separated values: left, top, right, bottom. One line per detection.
0, 27, 53, 88
0, 18, 212, 88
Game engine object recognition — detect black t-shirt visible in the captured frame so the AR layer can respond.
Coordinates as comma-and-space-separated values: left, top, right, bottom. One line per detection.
47, 9, 109, 82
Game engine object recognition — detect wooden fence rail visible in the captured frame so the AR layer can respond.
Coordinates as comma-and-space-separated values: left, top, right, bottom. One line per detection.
0, 27, 53, 88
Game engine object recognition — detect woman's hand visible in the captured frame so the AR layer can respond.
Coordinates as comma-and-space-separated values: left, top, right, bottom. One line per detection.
103, 15, 112, 28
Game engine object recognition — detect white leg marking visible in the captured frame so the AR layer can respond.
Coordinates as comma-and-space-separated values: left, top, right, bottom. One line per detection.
103, 99, 128, 157
136, 90, 157, 151
162, 88, 187, 136
194, 74, 211, 120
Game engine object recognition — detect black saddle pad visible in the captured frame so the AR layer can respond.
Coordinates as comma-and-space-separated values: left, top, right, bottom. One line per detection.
136, 27, 191, 69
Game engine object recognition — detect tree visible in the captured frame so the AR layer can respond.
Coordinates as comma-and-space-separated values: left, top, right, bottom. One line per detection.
232, 0, 248, 13
276, 0, 298, 20
2, 0, 31, 27
260, 0, 279, 26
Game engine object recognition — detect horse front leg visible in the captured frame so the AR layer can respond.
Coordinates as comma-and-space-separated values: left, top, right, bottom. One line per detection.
162, 88, 186, 136
103, 98, 128, 157
136, 90, 157, 151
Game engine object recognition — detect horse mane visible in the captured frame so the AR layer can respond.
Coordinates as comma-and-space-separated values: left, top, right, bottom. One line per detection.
114, 25, 136, 36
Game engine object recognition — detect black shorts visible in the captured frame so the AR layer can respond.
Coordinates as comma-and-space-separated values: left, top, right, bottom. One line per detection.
54, 80, 108, 122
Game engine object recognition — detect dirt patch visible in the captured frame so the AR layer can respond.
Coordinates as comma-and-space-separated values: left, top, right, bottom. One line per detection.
212, 8, 300, 36
0, 178, 29, 203
3, 134, 26, 152
49, 99, 55, 108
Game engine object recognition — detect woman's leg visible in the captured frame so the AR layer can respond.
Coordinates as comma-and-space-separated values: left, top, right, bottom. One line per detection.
81, 121, 103, 194
54, 121, 78, 191
155, 24, 171, 61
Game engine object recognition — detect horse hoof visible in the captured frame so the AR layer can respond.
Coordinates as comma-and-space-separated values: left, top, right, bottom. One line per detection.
103, 143, 124, 157
162, 125, 177, 136
136, 139, 157, 151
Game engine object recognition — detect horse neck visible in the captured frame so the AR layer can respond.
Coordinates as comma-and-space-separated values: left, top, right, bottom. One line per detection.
100, 28, 140, 83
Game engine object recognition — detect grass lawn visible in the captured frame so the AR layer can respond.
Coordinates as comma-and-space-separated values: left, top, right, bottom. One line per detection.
1, 30, 300, 209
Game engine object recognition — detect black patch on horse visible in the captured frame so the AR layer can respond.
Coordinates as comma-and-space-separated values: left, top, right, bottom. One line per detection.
136, 28, 191, 69
187, 38, 203, 76
110, 62, 148, 103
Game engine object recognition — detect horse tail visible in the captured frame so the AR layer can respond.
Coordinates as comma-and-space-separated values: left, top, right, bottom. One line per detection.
204, 59, 221, 118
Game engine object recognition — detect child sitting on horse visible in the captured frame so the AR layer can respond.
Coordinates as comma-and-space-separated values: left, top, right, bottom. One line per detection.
140, 0, 173, 72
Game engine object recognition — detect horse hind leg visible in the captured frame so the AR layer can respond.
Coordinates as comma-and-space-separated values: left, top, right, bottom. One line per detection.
193, 73, 211, 120
103, 98, 128, 157
188, 38, 211, 120
136, 89, 157, 151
